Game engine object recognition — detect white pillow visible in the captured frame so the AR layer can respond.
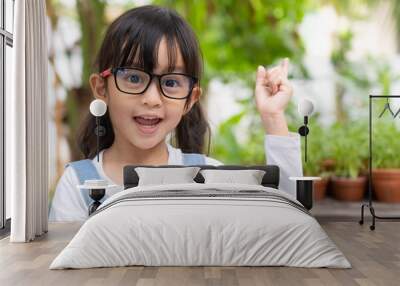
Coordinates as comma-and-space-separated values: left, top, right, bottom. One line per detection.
135, 167, 201, 186
200, 169, 266, 185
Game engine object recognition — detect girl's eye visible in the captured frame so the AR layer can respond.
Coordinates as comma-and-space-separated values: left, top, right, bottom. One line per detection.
128, 74, 141, 83
162, 78, 180, 88
117, 69, 146, 84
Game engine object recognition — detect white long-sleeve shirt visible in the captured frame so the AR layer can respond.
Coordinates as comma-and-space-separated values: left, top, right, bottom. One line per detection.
49, 131, 303, 221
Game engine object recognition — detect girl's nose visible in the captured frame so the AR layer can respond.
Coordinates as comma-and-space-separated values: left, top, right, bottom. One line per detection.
141, 78, 163, 107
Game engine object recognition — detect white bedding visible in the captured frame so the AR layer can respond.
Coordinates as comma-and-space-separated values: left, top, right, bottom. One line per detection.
49, 183, 351, 269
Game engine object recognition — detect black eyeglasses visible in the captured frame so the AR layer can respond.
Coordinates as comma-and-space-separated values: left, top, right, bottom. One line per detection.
100, 67, 198, 100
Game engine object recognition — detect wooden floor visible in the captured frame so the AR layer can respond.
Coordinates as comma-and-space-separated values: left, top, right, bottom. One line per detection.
0, 220, 399, 286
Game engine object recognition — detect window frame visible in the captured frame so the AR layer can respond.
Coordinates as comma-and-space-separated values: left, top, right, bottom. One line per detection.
0, 0, 14, 237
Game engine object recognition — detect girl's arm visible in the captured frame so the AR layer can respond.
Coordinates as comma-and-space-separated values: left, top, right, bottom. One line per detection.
264, 132, 303, 198
254, 58, 303, 197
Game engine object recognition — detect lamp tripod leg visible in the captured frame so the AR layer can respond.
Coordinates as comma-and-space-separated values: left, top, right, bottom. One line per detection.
370, 206, 376, 231
359, 204, 365, 225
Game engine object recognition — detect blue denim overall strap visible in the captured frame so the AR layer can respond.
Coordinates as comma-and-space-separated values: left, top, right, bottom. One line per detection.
66, 159, 108, 207
182, 153, 206, 165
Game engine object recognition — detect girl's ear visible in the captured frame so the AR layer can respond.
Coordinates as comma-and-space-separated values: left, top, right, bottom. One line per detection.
184, 86, 202, 115
89, 73, 108, 103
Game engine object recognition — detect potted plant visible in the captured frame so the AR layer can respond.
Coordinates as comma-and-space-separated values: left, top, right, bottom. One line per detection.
300, 120, 332, 200
328, 121, 368, 201
371, 118, 400, 202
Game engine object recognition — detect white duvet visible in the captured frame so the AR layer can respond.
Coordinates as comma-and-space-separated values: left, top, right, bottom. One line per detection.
49, 183, 351, 269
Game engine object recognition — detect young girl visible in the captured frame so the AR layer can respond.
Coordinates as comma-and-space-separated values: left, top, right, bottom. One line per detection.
49, 5, 302, 221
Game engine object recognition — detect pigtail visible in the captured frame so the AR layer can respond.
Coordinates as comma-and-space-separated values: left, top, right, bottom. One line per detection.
175, 101, 211, 155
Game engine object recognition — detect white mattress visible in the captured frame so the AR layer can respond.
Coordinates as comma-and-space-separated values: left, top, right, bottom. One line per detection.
49, 183, 351, 269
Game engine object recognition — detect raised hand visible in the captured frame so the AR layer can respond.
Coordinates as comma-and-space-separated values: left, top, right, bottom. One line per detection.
255, 58, 292, 135
255, 58, 293, 116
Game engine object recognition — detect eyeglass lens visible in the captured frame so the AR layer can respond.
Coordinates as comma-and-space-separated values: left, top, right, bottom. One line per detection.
115, 68, 193, 99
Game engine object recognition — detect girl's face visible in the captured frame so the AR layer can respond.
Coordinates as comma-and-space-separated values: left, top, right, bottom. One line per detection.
90, 37, 202, 150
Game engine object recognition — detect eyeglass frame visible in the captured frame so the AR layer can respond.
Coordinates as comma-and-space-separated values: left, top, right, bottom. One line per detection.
99, 67, 199, 100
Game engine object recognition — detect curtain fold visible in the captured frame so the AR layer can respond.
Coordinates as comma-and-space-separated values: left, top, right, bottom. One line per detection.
8, 0, 48, 242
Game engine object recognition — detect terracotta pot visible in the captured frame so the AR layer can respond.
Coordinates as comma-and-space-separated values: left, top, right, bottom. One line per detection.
331, 176, 366, 201
313, 177, 329, 201
372, 169, 400, 202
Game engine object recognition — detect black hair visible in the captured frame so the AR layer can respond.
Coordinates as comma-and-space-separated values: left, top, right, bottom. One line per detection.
77, 5, 211, 159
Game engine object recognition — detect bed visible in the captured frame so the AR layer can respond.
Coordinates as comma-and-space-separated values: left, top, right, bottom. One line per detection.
49, 165, 351, 269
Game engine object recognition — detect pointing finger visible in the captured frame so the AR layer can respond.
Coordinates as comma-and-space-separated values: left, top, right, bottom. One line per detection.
256, 65, 267, 86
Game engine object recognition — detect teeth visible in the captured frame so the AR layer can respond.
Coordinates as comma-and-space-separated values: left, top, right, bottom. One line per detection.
139, 116, 159, 119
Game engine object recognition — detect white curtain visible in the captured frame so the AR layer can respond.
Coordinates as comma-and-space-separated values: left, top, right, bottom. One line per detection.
7, 0, 48, 242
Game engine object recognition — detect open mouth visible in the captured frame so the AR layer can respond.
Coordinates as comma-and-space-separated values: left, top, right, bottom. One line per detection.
133, 116, 163, 134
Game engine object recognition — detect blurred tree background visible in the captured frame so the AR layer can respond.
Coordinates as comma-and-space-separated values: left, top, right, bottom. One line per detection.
45, 0, 400, 196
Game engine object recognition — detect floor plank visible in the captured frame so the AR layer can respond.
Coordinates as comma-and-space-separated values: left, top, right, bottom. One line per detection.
0, 221, 399, 286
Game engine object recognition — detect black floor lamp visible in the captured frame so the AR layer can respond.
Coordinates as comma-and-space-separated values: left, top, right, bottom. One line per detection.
359, 95, 400, 230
